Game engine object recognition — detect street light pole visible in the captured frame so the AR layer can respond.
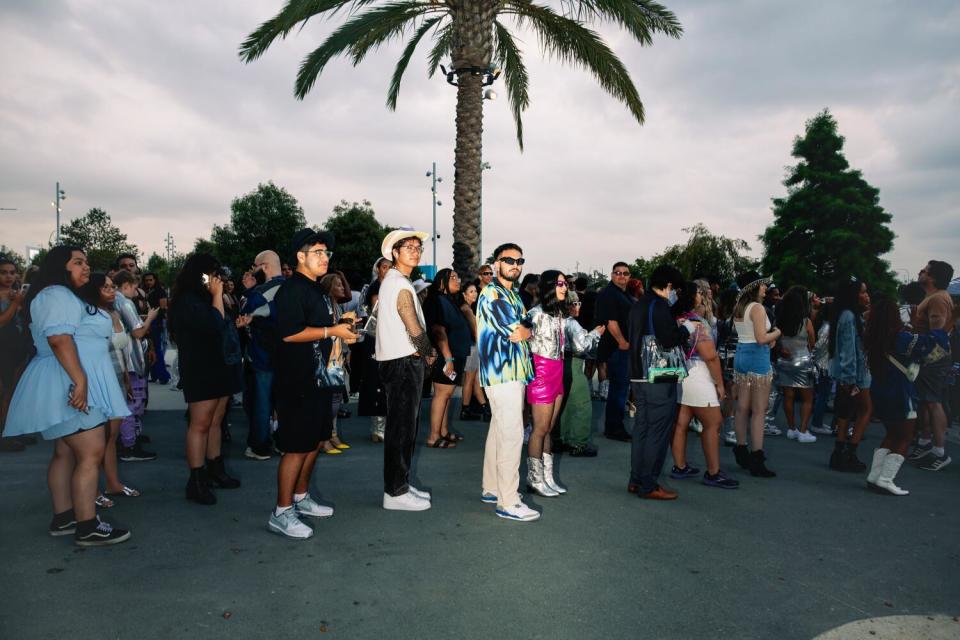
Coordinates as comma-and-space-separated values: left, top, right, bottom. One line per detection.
479, 162, 491, 264
53, 182, 66, 245
425, 162, 442, 271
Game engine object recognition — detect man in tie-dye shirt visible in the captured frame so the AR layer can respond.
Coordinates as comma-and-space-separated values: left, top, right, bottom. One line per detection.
477, 243, 539, 522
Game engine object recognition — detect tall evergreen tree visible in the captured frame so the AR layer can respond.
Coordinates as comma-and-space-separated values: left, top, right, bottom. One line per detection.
761, 110, 896, 295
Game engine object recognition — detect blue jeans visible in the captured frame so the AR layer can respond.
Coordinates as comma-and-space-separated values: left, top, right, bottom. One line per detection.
149, 319, 170, 383
604, 349, 630, 435
811, 372, 832, 428
629, 382, 678, 492
247, 368, 274, 448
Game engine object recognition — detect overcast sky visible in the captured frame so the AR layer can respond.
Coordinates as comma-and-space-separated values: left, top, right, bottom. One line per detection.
2, 0, 958, 281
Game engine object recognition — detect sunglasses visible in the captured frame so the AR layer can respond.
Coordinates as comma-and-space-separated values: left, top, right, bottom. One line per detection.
551, 281, 568, 288
569, 301, 582, 307
479, 271, 493, 277
612, 271, 630, 277
499, 257, 525, 266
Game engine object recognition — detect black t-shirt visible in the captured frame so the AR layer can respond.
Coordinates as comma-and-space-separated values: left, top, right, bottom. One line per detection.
595, 283, 633, 361
273, 271, 335, 393
578, 290, 597, 330
147, 286, 168, 321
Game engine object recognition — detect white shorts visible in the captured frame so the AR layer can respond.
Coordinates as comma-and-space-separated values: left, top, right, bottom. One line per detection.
679, 360, 719, 408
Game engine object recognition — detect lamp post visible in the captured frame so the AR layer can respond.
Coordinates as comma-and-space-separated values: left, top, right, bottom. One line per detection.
165, 233, 176, 263
425, 162, 442, 271
479, 161, 491, 264
52, 182, 66, 245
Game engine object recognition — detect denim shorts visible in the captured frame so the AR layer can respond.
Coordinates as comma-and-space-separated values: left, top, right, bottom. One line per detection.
734, 343, 771, 376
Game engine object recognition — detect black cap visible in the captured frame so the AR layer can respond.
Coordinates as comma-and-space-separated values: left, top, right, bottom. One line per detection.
290, 228, 335, 257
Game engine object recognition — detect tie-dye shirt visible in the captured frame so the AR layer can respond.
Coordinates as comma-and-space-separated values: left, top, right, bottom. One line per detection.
477, 278, 534, 387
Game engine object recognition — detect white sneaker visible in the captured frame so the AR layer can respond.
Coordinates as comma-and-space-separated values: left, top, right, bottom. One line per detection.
724, 430, 738, 445
810, 424, 834, 435
409, 486, 431, 501
383, 491, 431, 512
796, 431, 817, 444
764, 423, 783, 436
294, 494, 334, 518
689, 418, 703, 433
495, 501, 540, 522
786, 429, 799, 440
268, 508, 314, 539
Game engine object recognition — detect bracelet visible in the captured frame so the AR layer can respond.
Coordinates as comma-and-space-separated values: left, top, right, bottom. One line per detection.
323, 327, 328, 339
445, 357, 454, 363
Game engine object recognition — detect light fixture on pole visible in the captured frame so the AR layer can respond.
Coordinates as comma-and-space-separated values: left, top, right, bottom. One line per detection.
51, 182, 66, 245
165, 232, 176, 263
479, 161, 492, 263
425, 162, 442, 271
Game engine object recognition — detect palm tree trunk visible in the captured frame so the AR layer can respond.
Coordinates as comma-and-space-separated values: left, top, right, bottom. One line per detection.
450, 1, 495, 278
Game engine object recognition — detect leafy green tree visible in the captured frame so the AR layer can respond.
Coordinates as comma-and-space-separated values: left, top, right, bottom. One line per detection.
323, 200, 392, 280
59, 207, 139, 271
631, 224, 756, 286
197, 182, 308, 278
239, 0, 682, 277
761, 110, 896, 295
145, 253, 187, 288
0, 245, 26, 272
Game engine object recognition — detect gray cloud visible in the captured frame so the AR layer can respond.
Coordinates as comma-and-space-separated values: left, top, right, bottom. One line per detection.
1, 0, 957, 280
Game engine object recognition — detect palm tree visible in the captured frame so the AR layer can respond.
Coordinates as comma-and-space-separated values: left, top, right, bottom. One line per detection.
239, 1, 682, 276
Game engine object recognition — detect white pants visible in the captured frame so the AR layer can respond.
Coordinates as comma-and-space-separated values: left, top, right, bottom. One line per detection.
482, 381, 526, 508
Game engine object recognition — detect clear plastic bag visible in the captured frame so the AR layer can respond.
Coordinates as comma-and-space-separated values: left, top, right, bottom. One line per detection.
640, 302, 688, 383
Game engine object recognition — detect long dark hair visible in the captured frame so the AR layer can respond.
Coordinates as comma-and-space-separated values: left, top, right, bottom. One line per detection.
169, 252, 220, 340
538, 270, 568, 317
23, 245, 85, 324
716, 288, 738, 322
424, 268, 457, 328
776, 285, 809, 336
828, 280, 865, 357
672, 283, 700, 318
864, 295, 901, 382
456, 280, 480, 311
76, 272, 112, 315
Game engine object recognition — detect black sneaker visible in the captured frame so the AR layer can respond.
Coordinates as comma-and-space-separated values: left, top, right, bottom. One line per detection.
49, 509, 77, 537
119, 443, 157, 462
74, 517, 131, 547
136, 433, 151, 444
702, 470, 740, 489
568, 443, 598, 458
670, 465, 701, 480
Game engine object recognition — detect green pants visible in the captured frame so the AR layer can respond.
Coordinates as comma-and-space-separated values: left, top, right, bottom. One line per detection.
560, 356, 593, 447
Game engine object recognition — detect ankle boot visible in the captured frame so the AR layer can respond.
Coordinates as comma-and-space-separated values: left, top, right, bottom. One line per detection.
459, 405, 479, 421
481, 403, 492, 422
829, 441, 846, 470
186, 467, 216, 505
542, 453, 567, 494
843, 442, 867, 473
872, 453, 909, 496
205, 456, 241, 489
866, 448, 890, 486
526, 457, 559, 497
748, 449, 776, 478
733, 444, 750, 469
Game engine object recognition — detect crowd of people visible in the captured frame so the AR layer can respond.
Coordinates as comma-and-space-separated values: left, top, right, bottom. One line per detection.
0, 234, 956, 543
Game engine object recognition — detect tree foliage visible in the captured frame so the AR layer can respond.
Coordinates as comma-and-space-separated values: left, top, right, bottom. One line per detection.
59, 208, 139, 271
196, 182, 307, 278
631, 224, 757, 286
761, 110, 896, 295
323, 200, 393, 284
145, 253, 187, 288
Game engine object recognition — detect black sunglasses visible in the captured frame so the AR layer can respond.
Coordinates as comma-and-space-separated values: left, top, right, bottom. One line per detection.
499, 257, 525, 266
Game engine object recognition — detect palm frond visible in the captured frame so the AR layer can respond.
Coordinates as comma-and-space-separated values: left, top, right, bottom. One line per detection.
294, 1, 436, 99
387, 16, 445, 110
239, 0, 355, 63
560, 0, 682, 45
494, 21, 530, 150
504, 1, 645, 124
426, 23, 454, 77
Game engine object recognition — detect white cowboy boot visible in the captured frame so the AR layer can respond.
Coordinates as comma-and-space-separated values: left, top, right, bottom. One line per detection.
873, 453, 909, 496
866, 448, 890, 486
542, 452, 567, 495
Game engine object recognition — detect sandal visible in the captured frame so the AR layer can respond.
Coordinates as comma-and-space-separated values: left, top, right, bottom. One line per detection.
95, 494, 115, 508
427, 438, 456, 449
104, 486, 141, 498
443, 432, 464, 443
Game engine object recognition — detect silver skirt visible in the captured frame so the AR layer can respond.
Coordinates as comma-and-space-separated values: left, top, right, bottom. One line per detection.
775, 355, 815, 388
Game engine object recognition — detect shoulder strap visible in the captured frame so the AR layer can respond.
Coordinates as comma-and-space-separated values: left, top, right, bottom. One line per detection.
647, 298, 656, 335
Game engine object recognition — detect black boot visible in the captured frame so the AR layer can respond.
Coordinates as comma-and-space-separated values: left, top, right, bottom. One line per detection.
749, 449, 776, 477
481, 403, 492, 422
205, 456, 241, 489
843, 442, 867, 473
733, 444, 750, 469
829, 441, 846, 471
459, 405, 480, 421
186, 467, 216, 505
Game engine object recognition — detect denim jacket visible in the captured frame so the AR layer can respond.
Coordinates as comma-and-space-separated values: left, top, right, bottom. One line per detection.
829, 310, 870, 387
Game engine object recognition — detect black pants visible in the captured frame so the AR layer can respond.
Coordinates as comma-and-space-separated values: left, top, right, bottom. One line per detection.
629, 381, 678, 493
379, 355, 426, 496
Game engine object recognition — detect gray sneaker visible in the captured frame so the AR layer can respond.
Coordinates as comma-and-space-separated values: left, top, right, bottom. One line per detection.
268, 508, 314, 539
917, 453, 951, 472
294, 494, 334, 518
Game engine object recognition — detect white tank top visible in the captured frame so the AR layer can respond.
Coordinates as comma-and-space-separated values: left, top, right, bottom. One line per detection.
734, 302, 770, 344
375, 269, 425, 361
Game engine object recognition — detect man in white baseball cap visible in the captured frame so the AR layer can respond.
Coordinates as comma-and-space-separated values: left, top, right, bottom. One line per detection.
375, 227, 436, 511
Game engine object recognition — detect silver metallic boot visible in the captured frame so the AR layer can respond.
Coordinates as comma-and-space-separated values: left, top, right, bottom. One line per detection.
526, 457, 559, 497
541, 453, 567, 495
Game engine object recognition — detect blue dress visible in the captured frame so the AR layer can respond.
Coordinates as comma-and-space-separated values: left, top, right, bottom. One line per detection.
4, 286, 130, 440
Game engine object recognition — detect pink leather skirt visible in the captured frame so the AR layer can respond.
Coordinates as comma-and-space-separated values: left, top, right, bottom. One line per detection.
526, 354, 564, 405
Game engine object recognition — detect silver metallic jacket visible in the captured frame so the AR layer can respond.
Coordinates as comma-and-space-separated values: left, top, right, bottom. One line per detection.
528, 305, 602, 360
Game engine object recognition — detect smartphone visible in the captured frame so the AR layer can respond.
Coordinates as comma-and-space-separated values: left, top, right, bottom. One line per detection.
19, 283, 30, 294
201, 274, 210, 286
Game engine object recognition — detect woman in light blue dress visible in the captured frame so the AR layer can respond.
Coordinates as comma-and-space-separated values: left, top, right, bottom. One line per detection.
4, 247, 132, 546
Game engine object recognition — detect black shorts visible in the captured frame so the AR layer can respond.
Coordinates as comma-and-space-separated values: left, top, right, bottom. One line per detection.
431, 356, 466, 387
274, 385, 334, 453
833, 384, 863, 421
916, 360, 951, 404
